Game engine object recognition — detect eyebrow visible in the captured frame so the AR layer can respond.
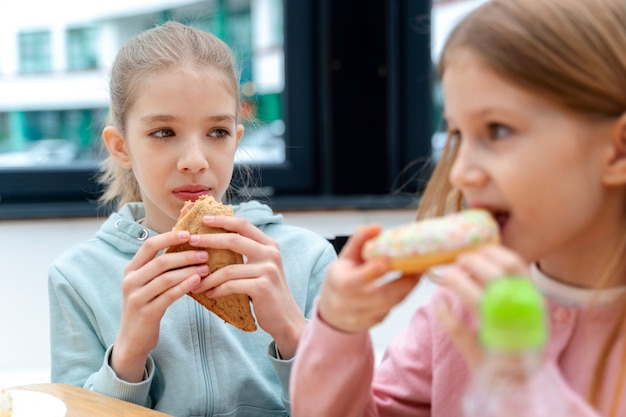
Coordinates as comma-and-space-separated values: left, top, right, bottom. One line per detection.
442, 106, 517, 126
139, 114, 236, 124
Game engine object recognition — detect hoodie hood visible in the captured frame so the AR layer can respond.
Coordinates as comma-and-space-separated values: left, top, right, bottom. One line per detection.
233, 200, 284, 228
97, 201, 283, 255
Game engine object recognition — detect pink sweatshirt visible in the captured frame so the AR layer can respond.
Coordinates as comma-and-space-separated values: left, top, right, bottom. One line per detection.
290, 265, 626, 417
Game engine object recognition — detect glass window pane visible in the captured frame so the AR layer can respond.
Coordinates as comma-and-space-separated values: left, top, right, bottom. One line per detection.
1, 0, 285, 168
430, 0, 485, 163
18, 31, 51, 74
67, 27, 99, 71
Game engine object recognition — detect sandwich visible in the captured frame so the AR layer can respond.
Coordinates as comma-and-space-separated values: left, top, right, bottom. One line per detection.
166, 195, 257, 332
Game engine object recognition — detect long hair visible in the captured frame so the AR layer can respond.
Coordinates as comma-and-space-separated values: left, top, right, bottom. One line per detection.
98, 21, 248, 209
422, 0, 626, 414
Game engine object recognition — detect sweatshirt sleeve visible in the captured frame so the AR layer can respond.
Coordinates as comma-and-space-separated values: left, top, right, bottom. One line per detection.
290, 300, 377, 417
48, 263, 152, 407
85, 345, 154, 407
268, 341, 294, 412
270, 240, 338, 414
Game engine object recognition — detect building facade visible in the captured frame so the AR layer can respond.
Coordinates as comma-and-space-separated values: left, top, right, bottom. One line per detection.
0, 0, 285, 163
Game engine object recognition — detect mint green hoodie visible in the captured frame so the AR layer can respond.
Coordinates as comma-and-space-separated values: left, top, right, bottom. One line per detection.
48, 201, 336, 417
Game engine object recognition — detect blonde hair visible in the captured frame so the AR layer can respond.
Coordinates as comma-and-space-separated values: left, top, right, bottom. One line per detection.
423, 0, 626, 414
98, 21, 246, 208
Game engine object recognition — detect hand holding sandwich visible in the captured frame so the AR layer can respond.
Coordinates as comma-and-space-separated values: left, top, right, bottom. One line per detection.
111, 229, 210, 383
188, 213, 308, 360
111, 198, 308, 384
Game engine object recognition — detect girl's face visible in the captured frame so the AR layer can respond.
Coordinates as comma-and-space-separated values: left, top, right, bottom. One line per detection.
442, 50, 624, 285
120, 67, 243, 233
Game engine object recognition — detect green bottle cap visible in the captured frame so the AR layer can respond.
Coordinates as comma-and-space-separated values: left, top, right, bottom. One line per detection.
479, 277, 547, 352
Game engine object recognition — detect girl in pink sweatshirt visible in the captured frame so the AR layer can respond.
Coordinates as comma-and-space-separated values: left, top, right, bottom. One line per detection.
290, 0, 626, 416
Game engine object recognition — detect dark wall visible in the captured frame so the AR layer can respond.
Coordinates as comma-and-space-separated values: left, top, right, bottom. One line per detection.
316, 0, 433, 197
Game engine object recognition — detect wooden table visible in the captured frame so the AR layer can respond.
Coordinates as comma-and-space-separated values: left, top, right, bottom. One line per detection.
10, 383, 172, 416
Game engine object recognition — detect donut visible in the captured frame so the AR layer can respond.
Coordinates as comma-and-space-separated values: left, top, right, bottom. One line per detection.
0, 388, 11, 417
361, 209, 500, 273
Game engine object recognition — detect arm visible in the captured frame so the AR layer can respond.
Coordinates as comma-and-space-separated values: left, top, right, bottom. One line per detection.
269, 239, 338, 412
290, 225, 423, 417
291, 304, 378, 417
48, 263, 153, 406
49, 230, 208, 406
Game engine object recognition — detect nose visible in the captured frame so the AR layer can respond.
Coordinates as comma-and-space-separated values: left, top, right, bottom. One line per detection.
177, 137, 209, 173
448, 140, 488, 190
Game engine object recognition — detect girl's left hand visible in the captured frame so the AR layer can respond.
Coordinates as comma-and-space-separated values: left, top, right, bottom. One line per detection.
435, 245, 530, 368
186, 215, 306, 359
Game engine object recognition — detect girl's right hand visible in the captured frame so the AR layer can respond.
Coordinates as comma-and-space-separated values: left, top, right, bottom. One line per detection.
434, 245, 530, 368
317, 224, 422, 333
110, 230, 210, 382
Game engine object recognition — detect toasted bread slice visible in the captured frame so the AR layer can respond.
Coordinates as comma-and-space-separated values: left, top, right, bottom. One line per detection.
167, 195, 257, 332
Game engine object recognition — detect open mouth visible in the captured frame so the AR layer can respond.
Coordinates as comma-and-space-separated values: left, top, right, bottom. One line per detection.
490, 210, 510, 232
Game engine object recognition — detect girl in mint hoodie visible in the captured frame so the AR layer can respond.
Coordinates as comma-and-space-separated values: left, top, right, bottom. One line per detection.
49, 21, 336, 417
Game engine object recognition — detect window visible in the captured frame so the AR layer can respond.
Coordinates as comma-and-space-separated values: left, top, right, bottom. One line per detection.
0, 0, 433, 219
0, 113, 10, 151
66, 27, 99, 71
19, 31, 51, 74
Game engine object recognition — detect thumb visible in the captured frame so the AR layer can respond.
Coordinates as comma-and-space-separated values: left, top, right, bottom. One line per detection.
339, 224, 382, 260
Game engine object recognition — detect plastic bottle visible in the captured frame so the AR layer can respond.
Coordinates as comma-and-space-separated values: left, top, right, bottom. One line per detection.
462, 277, 567, 417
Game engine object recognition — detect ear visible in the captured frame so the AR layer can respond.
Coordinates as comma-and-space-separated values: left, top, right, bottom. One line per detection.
602, 113, 626, 186
236, 123, 245, 146
102, 126, 132, 169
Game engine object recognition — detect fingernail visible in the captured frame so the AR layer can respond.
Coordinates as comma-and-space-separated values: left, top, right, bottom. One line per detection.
203, 215, 215, 223
189, 234, 200, 244
197, 251, 208, 261
178, 231, 190, 240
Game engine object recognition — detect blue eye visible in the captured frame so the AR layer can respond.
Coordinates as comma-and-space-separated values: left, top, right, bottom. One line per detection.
488, 124, 511, 140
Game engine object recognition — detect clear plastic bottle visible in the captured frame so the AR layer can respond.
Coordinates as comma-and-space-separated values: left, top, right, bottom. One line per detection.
462, 277, 567, 417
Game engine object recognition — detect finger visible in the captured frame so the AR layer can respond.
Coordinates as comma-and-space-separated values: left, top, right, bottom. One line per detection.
128, 230, 190, 271
202, 215, 274, 246
146, 270, 203, 311
328, 257, 390, 292
123, 259, 208, 306
478, 245, 530, 277
192, 261, 255, 295
434, 297, 482, 369
321, 274, 421, 333
366, 274, 422, 307
126, 248, 210, 291
437, 265, 482, 311
454, 252, 508, 287
190, 231, 281, 269
455, 245, 530, 286
339, 224, 383, 260
189, 231, 248, 252
336, 271, 420, 316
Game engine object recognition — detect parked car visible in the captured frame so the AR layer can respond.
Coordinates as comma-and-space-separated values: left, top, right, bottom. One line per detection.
0, 139, 79, 167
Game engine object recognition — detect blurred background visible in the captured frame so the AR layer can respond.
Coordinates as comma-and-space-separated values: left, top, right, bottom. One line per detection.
0, 0, 485, 386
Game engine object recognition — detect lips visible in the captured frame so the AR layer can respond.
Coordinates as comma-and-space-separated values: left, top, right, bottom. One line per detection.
172, 185, 211, 202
